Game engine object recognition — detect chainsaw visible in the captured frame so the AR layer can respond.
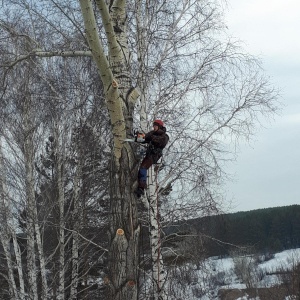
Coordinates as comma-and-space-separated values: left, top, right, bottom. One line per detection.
123, 131, 145, 143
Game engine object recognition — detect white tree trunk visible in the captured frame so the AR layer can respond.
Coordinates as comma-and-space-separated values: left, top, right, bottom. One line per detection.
69, 156, 82, 299
24, 97, 39, 300
148, 166, 167, 300
12, 232, 25, 299
0, 141, 25, 300
55, 123, 66, 300
1, 235, 19, 300
35, 222, 48, 299
25, 176, 38, 300
79, 0, 127, 165
70, 230, 80, 299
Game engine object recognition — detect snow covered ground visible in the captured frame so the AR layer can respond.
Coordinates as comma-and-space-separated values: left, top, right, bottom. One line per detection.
184, 248, 300, 300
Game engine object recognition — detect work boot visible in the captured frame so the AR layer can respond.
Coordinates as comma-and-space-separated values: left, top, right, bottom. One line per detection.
135, 187, 144, 198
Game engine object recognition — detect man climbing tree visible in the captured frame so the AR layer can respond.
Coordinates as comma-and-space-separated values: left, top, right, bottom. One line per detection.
135, 120, 169, 198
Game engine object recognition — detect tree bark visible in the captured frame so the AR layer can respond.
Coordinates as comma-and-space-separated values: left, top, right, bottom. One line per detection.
70, 130, 83, 299
108, 150, 140, 299
79, 1, 141, 299
35, 222, 48, 300
148, 167, 167, 300
0, 141, 21, 299
12, 232, 25, 300
1, 235, 19, 300
54, 122, 66, 300
22, 90, 40, 300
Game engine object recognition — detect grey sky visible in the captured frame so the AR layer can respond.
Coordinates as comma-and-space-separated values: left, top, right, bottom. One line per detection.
223, 0, 300, 212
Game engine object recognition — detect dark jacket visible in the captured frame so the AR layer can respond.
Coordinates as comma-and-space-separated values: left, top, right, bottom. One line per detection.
144, 127, 169, 149
139, 127, 169, 169
143, 127, 169, 163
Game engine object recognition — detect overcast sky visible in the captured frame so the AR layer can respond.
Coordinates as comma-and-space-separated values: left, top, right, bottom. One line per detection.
223, 0, 300, 212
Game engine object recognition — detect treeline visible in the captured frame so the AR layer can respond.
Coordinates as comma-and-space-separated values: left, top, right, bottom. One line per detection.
165, 205, 300, 259
199, 205, 300, 256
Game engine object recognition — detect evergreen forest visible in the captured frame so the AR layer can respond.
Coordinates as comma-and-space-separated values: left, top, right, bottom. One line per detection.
166, 205, 300, 260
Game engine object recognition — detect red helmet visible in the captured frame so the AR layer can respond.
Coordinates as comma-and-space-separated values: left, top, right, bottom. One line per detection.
153, 119, 164, 127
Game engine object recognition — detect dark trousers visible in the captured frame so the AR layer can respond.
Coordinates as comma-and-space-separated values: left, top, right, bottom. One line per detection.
138, 155, 155, 189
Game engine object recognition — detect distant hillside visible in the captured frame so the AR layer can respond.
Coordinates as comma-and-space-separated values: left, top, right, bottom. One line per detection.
193, 248, 300, 300
164, 205, 300, 257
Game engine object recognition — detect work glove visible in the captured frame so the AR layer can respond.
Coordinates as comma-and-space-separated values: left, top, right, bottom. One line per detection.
135, 132, 145, 143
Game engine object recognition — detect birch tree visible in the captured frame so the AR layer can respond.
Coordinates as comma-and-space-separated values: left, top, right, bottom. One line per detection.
0, 0, 279, 299
0, 19, 110, 298
0, 60, 49, 300
0, 140, 25, 300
